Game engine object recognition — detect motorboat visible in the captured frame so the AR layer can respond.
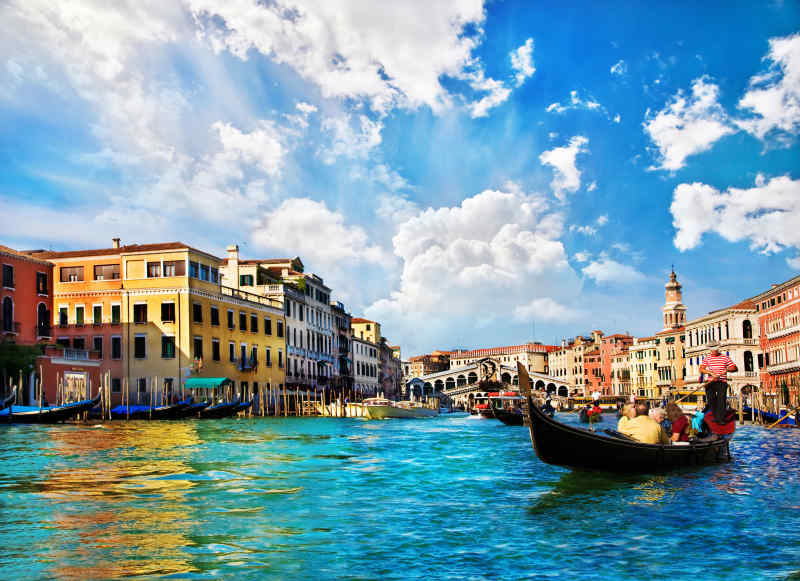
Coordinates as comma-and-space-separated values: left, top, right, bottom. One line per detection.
364, 398, 439, 419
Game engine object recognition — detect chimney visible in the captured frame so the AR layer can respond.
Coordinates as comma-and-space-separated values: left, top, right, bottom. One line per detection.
112, 238, 120, 249
226, 244, 239, 261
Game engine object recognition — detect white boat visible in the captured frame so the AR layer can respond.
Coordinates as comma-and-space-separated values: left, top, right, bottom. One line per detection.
363, 398, 439, 419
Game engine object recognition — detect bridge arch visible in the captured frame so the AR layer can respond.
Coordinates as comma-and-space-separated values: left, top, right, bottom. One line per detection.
468, 372, 478, 384
424, 382, 432, 393
558, 385, 568, 397
434, 379, 444, 391
535, 380, 546, 391
446, 377, 455, 391
501, 372, 512, 384
457, 374, 466, 386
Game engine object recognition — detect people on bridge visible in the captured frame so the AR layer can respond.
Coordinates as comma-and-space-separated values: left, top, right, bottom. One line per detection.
619, 403, 670, 445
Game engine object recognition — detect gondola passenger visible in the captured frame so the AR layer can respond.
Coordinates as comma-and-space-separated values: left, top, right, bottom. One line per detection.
619, 403, 670, 445
665, 402, 689, 442
617, 403, 635, 431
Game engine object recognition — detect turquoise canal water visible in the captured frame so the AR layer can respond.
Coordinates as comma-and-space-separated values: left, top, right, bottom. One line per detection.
1, 413, 799, 580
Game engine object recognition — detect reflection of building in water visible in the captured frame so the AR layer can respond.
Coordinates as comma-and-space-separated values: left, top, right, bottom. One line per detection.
41, 423, 201, 579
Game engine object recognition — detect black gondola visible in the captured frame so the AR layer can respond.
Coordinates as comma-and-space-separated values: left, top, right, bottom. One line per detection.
198, 398, 241, 419
578, 407, 603, 423
517, 363, 731, 472
493, 407, 524, 426
0, 393, 102, 424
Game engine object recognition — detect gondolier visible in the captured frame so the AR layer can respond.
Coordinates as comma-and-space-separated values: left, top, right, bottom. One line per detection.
699, 341, 737, 424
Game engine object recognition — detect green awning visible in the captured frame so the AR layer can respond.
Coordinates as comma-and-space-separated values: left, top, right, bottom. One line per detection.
184, 377, 233, 389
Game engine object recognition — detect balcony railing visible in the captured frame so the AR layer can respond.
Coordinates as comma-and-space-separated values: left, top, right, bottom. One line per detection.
766, 323, 800, 340
221, 285, 282, 309
767, 360, 800, 374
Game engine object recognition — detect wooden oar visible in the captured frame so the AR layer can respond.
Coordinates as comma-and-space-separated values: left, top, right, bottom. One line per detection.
674, 385, 707, 404
765, 405, 800, 429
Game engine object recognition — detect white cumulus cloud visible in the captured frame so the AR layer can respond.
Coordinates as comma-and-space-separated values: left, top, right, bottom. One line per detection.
737, 33, 800, 145
670, 174, 800, 267
539, 135, 589, 200
582, 258, 645, 284
643, 76, 736, 171
510, 37, 535, 87
514, 297, 582, 322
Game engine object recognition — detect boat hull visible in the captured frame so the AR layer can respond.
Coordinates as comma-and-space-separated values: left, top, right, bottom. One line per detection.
198, 400, 241, 419
0, 394, 102, 424
365, 405, 438, 419
494, 408, 524, 426
517, 363, 731, 472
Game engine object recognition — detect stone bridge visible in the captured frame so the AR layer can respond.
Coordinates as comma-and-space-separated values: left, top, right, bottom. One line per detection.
406, 357, 572, 405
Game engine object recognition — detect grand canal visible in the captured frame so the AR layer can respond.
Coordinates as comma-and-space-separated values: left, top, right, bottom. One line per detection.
0, 414, 798, 580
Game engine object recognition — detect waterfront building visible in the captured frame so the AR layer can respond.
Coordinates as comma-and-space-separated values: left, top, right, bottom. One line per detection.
610, 348, 632, 395
584, 347, 602, 394
352, 335, 379, 395
752, 274, 800, 407
548, 333, 601, 396
330, 301, 353, 391
30, 240, 286, 405
449, 343, 552, 374
221, 250, 335, 391
351, 317, 380, 344
600, 333, 634, 394
408, 350, 451, 378
684, 299, 761, 397
1, 245, 53, 345
629, 336, 659, 398
379, 339, 402, 397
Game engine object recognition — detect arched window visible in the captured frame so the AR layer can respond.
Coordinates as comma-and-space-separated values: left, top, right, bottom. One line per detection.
456, 375, 466, 386
2, 297, 12, 332
434, 379, 444, 392
743, 319, 752, 339
501, 372, 511, 384
445, 377, 455, 391
467, 372, 478, 384
744, 351, 754, 372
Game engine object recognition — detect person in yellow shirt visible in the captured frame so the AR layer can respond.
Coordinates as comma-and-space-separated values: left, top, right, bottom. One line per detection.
617, 403, 636, 431
619, 403, 670, 445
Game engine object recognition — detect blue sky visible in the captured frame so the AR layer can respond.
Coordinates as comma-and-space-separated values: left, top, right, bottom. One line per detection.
1, 1, 798, 355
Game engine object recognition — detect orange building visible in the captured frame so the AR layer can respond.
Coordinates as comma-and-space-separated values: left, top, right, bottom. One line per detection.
753, 274, 800, 407
600, 333, 633, 394
1, 245, 53, 345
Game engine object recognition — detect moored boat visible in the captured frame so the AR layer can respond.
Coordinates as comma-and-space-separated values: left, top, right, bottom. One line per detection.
578, 407, 603, 423
493, 407, 524, 426
0, 391, 16, 411
364, 398, 439, 419
198, 398, 242, 419
517, 362, 732, 472
0, 393, 102, 424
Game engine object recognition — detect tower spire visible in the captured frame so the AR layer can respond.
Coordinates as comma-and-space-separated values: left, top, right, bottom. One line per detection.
662, 268, 687, 331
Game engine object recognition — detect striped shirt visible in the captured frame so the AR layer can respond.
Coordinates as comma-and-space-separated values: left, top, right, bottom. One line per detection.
701, 353, 735, 382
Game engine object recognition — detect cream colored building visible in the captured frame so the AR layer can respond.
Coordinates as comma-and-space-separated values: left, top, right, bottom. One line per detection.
684, 299, 761, 396
352, 336, 379, 395
449, 343, 549, 374
548, 332, 602, 396
629, 336, 659, 398
610, 349, 631, 395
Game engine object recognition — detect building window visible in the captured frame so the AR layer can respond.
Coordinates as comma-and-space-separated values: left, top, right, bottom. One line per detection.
250, 314, 258, 333
56, 337, 69, 348
743, 319, 752, 339
744, 351, 754, 372
212, 339, 220, 361
163, 260, 185, 277
75, 306, 85, 326
277, 321, 284, 338
58, 306, 68, 326
299, 306, 304, 322
73, 337, 85, 350
36, 272, 48, 294
239, 312, 247, 331
229, 342, 236, 362
189, 261, 199, 278
93, 336, 103, 358
147, 262, 161, 277
161, 336, 176, 358
60, 266, 84, 282
264, 317, 272, 335
193, 337, 203, 360
278, 350, 283, 368
111, 378, 121, 393
210, 306, 220, 326
240, 274, 254, 286
111, 304, 121, 324
133, 304, 147, 324
92, 305, 102, 325
2, 264, 14, 288
210, 267, 219, 284
93, 264, 120, 280
161, 302, 175, 323
266, 348, 272, 367
138, 378, 147, 393
227, 310, 234, 329
134, 335, 146, 359
111, 336, 122, 359
199, 264, 209, 281
193, 303, 203, 323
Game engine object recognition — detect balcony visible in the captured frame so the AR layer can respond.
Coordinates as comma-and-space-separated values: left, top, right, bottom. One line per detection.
767, 359, 800, 375
766, 323, 800, 340
220, 285, 282, 309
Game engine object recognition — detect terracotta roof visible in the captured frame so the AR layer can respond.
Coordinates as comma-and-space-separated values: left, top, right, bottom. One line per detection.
0, 244, 53, 265
26, 242, 214, 260
717, 299, 757, 312
219, 258, 267, 265
351, 317, 376, 324
655, 326, 685, 336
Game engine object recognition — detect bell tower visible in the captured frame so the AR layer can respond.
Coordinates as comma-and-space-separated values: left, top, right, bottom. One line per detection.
662, 268, 687, 331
